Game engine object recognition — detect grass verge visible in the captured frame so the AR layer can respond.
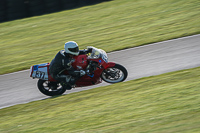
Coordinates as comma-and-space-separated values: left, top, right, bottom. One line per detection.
0, 67, 200, 133
0, 0, 200, 74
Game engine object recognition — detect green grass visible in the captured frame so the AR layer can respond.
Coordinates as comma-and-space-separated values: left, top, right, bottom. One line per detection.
0, 67, 200, 133
0, 0, 200, 74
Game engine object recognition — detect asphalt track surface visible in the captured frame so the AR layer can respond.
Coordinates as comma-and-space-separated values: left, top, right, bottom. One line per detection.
0, 34, 200, 109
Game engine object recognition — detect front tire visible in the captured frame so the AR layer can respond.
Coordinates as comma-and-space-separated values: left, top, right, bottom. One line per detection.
37, 79, 67, 96
101, 64, 128, 83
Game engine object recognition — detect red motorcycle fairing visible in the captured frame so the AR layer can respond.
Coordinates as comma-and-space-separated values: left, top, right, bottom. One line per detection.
72, 55, 88, 70
75, 68, 104, 87
104, 62, 116, 69
73, 61, 115, 87
71, 55, 105, 87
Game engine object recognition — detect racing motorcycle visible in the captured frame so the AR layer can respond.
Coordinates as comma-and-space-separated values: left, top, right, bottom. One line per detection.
30, 46, 128, 96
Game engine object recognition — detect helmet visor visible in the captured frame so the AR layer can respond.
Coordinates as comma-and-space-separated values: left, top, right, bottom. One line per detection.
68, 47, 79, 53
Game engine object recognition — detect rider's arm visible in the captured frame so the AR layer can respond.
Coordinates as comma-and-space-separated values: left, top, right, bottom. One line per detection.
79, 48, 92, 55
63, 59, 84, 77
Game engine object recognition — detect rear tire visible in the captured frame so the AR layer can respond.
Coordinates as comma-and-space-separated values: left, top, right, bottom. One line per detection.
101, 64, 128, 83
37, 79, 67, 96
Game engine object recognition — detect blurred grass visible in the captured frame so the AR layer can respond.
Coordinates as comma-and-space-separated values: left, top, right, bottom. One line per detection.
0, 67, 200, 132
0, 0, 200, 74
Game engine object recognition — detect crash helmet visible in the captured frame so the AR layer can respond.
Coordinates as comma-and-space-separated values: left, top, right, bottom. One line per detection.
64, 41, 79, 56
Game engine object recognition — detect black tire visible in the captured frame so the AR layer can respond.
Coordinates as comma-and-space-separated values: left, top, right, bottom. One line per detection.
101, 64, 128, 83
37, 79, 67, 96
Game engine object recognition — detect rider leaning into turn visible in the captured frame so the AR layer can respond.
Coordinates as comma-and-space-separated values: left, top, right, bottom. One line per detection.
49, 41, 92, 90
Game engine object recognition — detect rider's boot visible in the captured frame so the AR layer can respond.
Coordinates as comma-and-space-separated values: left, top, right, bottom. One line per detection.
60, 81, 72, 90
61, 75, 77, 90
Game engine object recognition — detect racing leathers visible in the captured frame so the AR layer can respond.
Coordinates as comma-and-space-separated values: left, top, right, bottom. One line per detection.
49, 49, 91, 89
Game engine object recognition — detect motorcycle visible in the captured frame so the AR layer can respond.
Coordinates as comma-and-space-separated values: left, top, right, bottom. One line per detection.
30, 46, 128, 96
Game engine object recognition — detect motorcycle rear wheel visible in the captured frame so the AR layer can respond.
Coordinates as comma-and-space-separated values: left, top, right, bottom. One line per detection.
37, 79, 67, 96
101, 64, 128, 83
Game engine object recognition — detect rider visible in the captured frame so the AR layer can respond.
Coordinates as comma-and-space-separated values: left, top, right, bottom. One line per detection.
49, 41, 92, 90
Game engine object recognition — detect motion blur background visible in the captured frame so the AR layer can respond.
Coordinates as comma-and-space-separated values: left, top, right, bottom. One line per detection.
0, 0, 110, 22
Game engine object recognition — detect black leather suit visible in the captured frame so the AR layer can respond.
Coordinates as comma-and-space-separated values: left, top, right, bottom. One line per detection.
49, 50, 89, 87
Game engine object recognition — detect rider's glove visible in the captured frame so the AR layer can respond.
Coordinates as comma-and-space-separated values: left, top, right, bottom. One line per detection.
86, 69, 90, 74
80, 70, 86, 76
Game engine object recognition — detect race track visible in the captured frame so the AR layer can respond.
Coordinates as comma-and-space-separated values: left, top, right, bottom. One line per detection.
0, 34, 200, 109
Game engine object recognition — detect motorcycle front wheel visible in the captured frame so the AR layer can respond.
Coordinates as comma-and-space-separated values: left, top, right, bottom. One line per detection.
101, 64, 128, 83
37, 79, 67, 96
